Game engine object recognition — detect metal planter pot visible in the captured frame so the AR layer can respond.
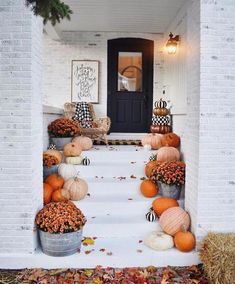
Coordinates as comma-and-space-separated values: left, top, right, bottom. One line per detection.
43, 164, 59, 181
39, 229, 83, 257
51, 137, 72, 150
158, 182, 181, 200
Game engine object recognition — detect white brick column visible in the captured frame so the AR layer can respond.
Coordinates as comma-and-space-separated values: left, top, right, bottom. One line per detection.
0, 0, 43, 253
185, 0, 235, 243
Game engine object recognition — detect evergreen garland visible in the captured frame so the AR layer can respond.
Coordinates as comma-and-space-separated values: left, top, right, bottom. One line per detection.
25, 0, 73, 25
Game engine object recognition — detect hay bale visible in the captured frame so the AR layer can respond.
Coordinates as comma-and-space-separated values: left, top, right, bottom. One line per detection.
199, 232, 235, 284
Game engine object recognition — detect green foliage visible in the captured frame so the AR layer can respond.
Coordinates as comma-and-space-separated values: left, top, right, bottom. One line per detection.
25, 0, 73, 25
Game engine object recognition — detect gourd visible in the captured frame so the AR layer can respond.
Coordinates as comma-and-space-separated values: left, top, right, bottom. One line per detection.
152, 197, 179, 217
45, 173, 64, 191
43, 183, 54, 205
150, 125, 171, 134
159, 207, 190, 236
140, 179, 158, 198
157, 146, 180, 162
52, 188, 70, 202
145, 161, 161, 178
63, 142, 82, 157
174, 230, 196, 252
146, 208, 157, 222
141, 134, 163, 150
63, 176, 88, 201
58, 163, 78, 181
82, 157, 91, 166
144, 231, 174, 251
65, 156, 83, 165
161, 133, 180, 148
72, 136, 93, 151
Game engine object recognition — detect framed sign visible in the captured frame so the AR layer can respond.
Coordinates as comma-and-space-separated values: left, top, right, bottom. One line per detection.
71, 60, 99, 103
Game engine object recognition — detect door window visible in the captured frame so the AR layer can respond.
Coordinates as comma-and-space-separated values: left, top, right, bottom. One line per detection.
117, 52, 142, 92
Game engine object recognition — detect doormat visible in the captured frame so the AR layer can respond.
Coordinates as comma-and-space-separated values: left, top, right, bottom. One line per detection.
93, 139, 142, 146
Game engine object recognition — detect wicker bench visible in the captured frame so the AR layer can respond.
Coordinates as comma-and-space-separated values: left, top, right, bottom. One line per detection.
64, 102, 111, 144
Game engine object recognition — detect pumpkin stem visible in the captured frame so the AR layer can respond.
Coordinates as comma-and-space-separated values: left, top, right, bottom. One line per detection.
181, 224, 187, 233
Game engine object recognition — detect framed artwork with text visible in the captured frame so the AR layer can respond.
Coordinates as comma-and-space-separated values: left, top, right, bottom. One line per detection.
71, 60, 99, 103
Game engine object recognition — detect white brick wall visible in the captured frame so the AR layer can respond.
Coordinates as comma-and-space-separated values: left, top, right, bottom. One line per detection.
42, 31, 164, 117
185, 0, 235, 242
0, 0, 43, 253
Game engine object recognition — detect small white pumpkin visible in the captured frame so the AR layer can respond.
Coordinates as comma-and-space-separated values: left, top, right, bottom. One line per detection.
144, 231, 174, 251
58, 163, 78, 181
63, 176, 88, 201
65, 156, 83, 165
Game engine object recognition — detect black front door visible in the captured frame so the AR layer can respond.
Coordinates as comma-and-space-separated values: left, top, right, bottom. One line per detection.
107, 38, 153, 133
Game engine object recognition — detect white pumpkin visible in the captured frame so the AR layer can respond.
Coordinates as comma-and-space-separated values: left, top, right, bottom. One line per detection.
144, 231, 174, 251
65, 156, 83, 165
58, 163, 78, 181
63, 176, 88, 201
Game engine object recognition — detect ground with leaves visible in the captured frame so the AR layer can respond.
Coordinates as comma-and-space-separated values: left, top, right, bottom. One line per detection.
0, 265, 208, 284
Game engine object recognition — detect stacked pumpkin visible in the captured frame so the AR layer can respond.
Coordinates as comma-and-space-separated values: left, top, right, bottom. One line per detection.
150, 98, 172, 134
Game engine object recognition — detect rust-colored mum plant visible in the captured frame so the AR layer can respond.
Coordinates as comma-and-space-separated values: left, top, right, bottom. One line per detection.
48, 118, 80, 137
151, 161, 185, 186
35, 201, 86, 234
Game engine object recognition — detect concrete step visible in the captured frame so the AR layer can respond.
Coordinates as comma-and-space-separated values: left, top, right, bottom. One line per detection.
74, 161, 147, 178
0, 236, 199, 269
81, 145, 153, 162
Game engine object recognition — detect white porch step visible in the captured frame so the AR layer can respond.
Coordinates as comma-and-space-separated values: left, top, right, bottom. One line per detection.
82, 145, 153, 162
76, 161, 146, 179
0, 236, 200, 269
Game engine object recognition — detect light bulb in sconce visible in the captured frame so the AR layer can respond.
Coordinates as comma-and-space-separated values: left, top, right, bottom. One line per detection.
166, 33, 180, 54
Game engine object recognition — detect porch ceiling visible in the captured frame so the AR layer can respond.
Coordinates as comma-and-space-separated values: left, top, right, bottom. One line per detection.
55, 0, 187, 34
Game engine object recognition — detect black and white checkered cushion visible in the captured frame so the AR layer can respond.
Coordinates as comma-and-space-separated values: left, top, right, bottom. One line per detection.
152, 115, 170, 125
73, 102, 93, 128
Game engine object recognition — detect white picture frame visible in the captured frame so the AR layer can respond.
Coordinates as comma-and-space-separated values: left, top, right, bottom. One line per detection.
71, 60, 99, 103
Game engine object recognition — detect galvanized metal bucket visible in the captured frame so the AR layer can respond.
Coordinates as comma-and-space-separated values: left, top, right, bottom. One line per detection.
51, 137, 72, 150
39, 229, 83, 257
43, 165, 59, 181
158, 182, 181, 200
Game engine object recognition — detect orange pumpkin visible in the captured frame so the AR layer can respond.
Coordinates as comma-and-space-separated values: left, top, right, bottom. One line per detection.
43, 183, 54, 205
141, 134, 163, 150
150, 125, 171, 134
145, 161, 162, 178
161, 133, 180, 148
159, 207, 190, 236
174, 230, 196, 252
157, 146, 180, 162
52, 189, 70, 202
140, 179, 158, 198
63, 142, 82, 157
45, 173, 64, 191
152, 197, 179, 217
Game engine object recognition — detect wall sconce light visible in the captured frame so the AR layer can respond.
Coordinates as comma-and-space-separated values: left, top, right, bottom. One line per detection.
166, 33, 180, 54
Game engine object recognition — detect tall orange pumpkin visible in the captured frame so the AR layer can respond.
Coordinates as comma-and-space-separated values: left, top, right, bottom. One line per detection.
145, 161, 161, 178
45, 173, 64, 191
174, 230, 196, 252
140, 179, 158, 198
159, 207, 190, 236
152, 197, 179, 217
43, 183, 54, 205
161, 133, 180, 148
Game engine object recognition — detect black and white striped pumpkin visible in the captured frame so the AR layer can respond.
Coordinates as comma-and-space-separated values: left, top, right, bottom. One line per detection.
82, 157, 90, 166
146, 209, 157, 222
155, 98, 167, 109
